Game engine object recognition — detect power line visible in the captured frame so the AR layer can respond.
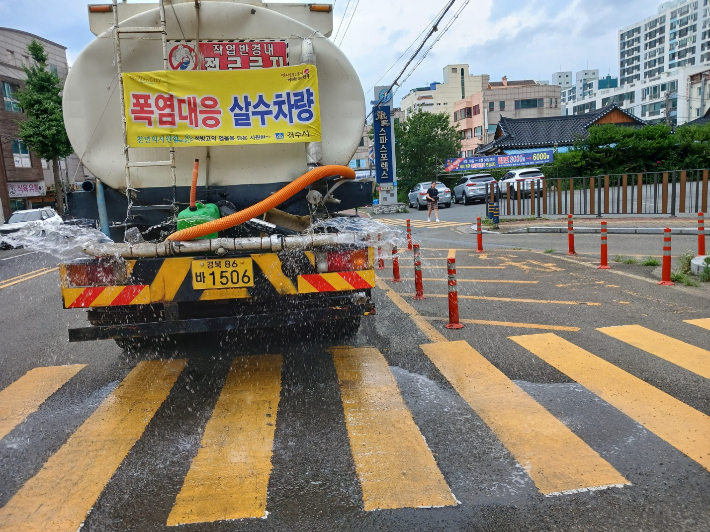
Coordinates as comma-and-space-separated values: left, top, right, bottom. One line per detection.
366, 2, 450, 96
368, 0, 458, 118
332, 0, 353, 45
336, 0, 361, 47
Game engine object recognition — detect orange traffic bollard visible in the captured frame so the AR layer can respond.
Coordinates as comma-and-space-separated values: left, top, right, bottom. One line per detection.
376, 234, 385, 270
445, 257, 464, 329
659, 228, 674, 286
476, 217, 483, 253
413, 243, 425, 300
599, 221, 610, 269
567, 214, 576, 255
392, 246, 402, 282
699, 212, 706, 257
406, 219, 413, 251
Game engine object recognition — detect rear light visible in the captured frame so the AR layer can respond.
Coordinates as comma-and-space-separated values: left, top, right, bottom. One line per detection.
66, 262, 122, 287
88, 4, 113, 13
309, 4, 333, 12
444, 189, 450, 193
419, 191, 427, 195
67, 264, 89, 287
316, 249, 370, 273
466, 183, 478, 187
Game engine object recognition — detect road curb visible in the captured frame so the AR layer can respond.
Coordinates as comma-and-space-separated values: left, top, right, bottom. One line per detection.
462, 226, 700, 235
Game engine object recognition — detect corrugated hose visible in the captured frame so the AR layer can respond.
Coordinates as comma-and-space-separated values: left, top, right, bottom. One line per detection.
166, 165, 356, 241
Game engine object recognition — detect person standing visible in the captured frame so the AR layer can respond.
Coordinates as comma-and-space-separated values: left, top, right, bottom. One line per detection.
426, 181, 440, 222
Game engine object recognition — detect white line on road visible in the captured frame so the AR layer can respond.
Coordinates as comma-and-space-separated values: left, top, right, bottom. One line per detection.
0, 252, 37, 261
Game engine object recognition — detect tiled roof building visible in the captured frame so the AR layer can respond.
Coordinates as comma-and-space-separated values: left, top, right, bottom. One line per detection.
476, 104, 645, 155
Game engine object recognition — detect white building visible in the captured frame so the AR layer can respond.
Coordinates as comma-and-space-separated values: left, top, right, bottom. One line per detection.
399, 65, 489, 121
552, 71, 573, 88
560, 0, 710, 125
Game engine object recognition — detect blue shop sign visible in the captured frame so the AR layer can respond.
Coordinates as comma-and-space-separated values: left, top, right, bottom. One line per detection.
373, 107, 393, 183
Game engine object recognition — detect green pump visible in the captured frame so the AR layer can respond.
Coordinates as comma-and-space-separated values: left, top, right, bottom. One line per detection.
176, 159, 220, 240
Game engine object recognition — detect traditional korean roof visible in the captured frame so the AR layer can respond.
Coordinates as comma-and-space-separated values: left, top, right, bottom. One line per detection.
476, 104, 645, 155
686, 107, 710, 127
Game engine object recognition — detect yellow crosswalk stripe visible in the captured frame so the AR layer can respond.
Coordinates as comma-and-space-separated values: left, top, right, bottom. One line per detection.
0, 365, 86, 440
598, 325, 710, 380
510, 333, 710, 472
331, 347, 457, 511
685, 318, 710, 331
167, 355, 282, 525
421, 341, 628, 495
0, 360, 186, 532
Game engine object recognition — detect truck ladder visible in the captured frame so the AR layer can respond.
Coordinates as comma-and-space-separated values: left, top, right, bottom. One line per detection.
112, 0, 178, 231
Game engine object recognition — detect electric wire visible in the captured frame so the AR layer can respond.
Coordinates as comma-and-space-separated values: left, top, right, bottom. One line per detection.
335, 0, 361, 47
365, 1, 450, 96
398, 0, 472, 88
332, 0, 353, 45
367, 0, 457, 119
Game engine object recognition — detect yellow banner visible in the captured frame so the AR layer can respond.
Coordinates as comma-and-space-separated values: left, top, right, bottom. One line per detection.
122, 66, 321, 148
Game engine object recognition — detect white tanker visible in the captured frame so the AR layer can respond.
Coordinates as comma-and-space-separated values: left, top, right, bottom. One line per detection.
59, 0, 376, 347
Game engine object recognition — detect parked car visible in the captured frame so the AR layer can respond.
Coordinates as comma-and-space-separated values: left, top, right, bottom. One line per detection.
500, 168, 545, 198
0, 208, 63, 248
407, 182, 452, 210
453, 174, 497, 205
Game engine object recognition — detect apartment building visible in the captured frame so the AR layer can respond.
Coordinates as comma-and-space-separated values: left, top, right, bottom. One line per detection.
0, 27, 86, 220
619, 0, 710, 86
400, 65, 489, 121
562, 0, 710, 125
452, 78, 562, 157
552, 71, 573, 88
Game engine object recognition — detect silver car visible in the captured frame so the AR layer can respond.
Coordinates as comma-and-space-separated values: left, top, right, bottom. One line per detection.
407, 182, 452, 210
453, 174, 497, 205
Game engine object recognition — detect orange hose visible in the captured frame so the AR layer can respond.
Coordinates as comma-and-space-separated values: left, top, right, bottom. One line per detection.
189, 159, 199, 210
167, 165, 356, 241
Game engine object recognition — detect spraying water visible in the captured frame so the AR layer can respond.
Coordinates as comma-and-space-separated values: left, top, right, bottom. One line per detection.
1, 222, 113, 261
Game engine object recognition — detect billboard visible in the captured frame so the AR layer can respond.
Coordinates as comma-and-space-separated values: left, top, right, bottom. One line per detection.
122, 66, 321, 147
167, 40, 289, 71
444, 149, 553, 172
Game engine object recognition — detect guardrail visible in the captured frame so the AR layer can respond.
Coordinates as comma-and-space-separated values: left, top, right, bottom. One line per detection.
483, 169, 709, 217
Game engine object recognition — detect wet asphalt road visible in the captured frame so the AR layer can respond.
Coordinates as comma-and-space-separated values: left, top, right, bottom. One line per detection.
0, 227, 709, 531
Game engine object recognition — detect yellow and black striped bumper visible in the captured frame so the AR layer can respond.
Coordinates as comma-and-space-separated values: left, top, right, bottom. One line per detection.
60, 249, 375, 309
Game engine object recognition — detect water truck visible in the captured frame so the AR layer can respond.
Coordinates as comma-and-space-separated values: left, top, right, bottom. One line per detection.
59, 0, 375, 347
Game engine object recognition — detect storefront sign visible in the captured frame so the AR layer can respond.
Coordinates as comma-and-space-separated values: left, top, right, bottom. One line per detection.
373, 106, 393, 184
122, 66, 321, 147
444, 149, 554, 171
8, 182, 46, 198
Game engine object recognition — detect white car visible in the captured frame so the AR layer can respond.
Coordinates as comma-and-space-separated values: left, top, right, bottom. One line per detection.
1, 208, 63, 248
499, 168, 545, 198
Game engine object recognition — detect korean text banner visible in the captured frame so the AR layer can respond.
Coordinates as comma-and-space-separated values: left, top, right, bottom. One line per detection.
122, 66, 321, 148
444, 149, 553, 172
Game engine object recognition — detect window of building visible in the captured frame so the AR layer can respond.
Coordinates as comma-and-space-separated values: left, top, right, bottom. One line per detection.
474, 126, 482, 137
3, 81, 21, 112
472, 104, 480, 115
452, 67, 457, 73
515, 98, 544, 109
359, 137, 365, 147
12, 140, 31, 168
49, 64, 58, 76
499, 100, 505, 111
489, 101, 494, 112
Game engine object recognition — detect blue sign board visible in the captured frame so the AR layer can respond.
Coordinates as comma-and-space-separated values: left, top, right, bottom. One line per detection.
373, 106, 394, 183
444, 149, 554, 172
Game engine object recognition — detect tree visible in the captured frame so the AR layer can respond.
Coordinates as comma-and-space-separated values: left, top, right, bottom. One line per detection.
15, 40, 73, 215
394, 111, 461, 200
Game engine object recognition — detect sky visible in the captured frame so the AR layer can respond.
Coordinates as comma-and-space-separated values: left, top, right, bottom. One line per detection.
0, 0, 655, 105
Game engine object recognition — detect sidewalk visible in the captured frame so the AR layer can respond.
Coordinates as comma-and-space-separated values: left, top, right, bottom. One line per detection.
458, 216, 703, 235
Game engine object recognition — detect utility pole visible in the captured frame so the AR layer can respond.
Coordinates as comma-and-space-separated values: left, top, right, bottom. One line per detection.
665, 91, 671, 127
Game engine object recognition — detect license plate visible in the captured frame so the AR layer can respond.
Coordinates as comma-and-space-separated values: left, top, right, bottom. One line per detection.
191, 258, 254, 289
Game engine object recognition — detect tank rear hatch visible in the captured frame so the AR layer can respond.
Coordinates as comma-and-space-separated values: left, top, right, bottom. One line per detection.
64, 1, 365, 191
